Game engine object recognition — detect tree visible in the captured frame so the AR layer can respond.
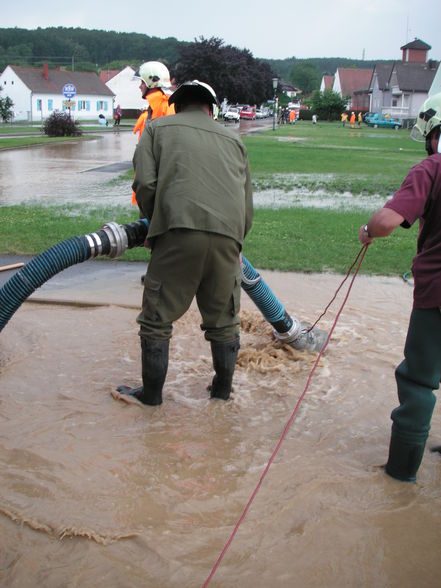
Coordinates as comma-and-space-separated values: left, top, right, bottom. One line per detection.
289, 61, 321, 95
172, 36, 275, 105
0, 87, 13, 122
309, 89, 347, 121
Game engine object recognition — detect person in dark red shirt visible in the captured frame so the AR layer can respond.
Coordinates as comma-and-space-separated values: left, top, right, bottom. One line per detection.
359, 92, 441, 482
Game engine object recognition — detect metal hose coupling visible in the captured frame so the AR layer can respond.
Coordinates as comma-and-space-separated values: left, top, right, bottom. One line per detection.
273, 315, 328, 353
101, 221, 128, 258
273, 316, 302, 344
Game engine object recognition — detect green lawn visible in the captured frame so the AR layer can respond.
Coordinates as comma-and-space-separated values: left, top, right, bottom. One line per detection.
0, 121, 424, 277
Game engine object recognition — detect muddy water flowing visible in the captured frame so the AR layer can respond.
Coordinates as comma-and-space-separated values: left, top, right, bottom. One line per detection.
1, 270, 440, 587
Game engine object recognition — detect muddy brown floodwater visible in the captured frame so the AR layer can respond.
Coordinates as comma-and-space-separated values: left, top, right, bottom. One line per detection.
0, 267, 440, 588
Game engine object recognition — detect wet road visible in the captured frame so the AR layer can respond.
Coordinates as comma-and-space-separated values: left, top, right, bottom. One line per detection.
0, 120, 271, 207
0, 131, 136, 207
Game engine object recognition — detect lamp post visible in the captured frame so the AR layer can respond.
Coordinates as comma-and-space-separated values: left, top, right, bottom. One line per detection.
272, 77, 278, 131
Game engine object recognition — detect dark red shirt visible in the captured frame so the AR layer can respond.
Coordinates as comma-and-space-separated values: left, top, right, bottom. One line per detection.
384, 153, 441, 308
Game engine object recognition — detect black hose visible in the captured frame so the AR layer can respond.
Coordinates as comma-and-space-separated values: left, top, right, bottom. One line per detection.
0, 220, 148, 333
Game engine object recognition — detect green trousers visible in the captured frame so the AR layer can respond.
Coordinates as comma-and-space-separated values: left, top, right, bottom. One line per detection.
137, 229, 241, 342
386, 308, 440, 480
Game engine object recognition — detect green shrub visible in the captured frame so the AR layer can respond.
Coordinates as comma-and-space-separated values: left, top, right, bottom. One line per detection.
42, 112, 82, 137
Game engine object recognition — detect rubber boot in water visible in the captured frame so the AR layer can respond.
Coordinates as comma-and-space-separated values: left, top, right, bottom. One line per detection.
117, 339, 169, 406
385, 430, 426, 482
209, 339, 240, 400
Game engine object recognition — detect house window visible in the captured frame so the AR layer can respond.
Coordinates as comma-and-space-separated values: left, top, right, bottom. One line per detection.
78, 100, 85, 111
97, 100, 105, 110
392, 99, 398, 107
48, 99, 53, 111
36, 99, 42, 112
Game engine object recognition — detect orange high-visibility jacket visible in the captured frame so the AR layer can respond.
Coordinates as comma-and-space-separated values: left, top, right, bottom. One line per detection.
132, 90, 175, 204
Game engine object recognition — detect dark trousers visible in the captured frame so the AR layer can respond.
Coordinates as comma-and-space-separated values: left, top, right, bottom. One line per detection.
390, 308, 440, 444
137, 229, 241, 342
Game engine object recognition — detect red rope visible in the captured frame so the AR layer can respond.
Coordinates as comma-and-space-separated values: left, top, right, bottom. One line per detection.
202, 244, 369, 587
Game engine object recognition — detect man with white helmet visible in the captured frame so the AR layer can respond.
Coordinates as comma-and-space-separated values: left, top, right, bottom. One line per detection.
131, 61, 176, 206
117, 80, 253, 406
359, 92, 441, 482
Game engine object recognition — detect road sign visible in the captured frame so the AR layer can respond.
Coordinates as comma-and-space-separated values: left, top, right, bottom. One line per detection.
62, 83, 77, 99
63, 100, 75, 108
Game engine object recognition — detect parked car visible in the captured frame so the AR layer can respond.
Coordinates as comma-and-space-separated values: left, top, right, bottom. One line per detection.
224, 107, 241, 122
240, 106, 256, 120
365, 113, 402, 129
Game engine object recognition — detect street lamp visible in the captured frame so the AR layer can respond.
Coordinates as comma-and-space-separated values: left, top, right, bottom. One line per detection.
272, 77, 278, 131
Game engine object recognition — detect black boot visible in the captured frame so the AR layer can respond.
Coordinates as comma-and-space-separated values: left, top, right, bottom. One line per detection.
385, 432, 426, 482
209, 339, 240, 400
117, 339, 169, 406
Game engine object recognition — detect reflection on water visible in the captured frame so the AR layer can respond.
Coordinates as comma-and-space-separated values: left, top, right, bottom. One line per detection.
1, 271, 440, 587
0, 132, 137, 207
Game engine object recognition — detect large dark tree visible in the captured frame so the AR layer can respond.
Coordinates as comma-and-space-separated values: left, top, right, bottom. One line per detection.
172, 37, 275, 105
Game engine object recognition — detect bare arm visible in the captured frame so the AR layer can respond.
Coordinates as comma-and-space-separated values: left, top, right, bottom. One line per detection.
359, 207, 405, 245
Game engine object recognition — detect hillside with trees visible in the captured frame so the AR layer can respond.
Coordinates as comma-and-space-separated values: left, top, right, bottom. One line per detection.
0, 27, 184, 71
0, 27, 391, 102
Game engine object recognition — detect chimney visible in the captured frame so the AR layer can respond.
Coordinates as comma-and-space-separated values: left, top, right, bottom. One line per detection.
43, 63, 49, 81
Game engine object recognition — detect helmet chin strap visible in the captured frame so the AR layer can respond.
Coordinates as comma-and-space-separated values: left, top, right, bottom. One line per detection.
425, 132, 441, 156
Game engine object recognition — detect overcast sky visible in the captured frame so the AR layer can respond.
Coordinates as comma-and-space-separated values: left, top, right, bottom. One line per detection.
2, 0, 441, 62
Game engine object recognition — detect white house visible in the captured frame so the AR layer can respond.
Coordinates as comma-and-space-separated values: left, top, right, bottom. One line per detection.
101, 66, 147, 112
0, 64, 115, 122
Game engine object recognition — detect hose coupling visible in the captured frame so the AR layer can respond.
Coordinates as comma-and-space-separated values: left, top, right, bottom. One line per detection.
273, 317, 302, 344
101, 222, 129, 258
84, 232, 103, 258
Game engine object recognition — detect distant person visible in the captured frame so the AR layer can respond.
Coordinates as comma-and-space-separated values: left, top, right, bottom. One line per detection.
358, 112, 363, 127
116, 80, 253, 406
289, 109, 296, 125
350, 111, 356, 128
113, 104, 121, 126
358, 92, 441, 482
341, 112, 348, 127
312, 113, 317, 125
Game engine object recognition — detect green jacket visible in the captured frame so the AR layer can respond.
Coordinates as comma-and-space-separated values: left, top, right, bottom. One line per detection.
132, 110, 253, 247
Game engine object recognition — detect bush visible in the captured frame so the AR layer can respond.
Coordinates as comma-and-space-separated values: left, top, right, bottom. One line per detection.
299, 109, 313, 121
42, 112, 82, 137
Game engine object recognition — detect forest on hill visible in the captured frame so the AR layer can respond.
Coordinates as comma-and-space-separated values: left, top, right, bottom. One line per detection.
0, 27, 394, 102
0, 27, 391, 77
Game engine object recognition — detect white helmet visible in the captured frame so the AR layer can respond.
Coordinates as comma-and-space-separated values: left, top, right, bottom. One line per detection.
133, 61, 171, 89
168, 80, 219, 113
411, 92, 441, 142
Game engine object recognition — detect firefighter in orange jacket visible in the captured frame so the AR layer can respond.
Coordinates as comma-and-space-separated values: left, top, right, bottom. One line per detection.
132, 62, 176, 204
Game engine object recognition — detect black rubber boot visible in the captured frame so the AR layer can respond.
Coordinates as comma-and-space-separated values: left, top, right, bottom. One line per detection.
385, 432, 426, 482
209, 339, 240, 400
117, 339, 169, 406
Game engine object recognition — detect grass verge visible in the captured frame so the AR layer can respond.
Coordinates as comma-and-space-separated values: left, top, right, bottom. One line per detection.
0, 204, 417, 277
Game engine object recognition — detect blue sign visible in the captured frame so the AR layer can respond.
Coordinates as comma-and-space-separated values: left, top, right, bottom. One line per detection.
62, 83, 76, 99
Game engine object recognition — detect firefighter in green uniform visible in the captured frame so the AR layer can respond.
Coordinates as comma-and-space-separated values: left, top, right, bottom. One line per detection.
117, 80, 253, 406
